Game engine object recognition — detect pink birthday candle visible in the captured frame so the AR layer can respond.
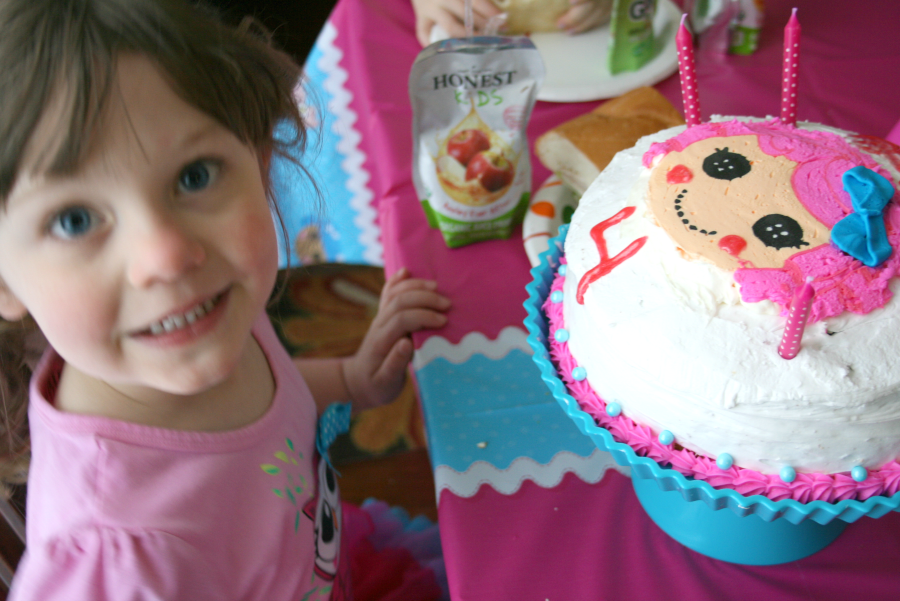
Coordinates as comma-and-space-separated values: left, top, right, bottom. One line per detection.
780, 8, 801, 126
779, 277, 814, 360
676, 14, 701, 128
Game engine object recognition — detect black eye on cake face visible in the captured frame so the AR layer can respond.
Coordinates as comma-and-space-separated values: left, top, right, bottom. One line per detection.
752, 214, 810, 250
703, 148, 752, 181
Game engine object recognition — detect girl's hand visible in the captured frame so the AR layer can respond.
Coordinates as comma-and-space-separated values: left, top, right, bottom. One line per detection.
342, 268, 450, 412
411, 0, 503, 46
557, 0, 613, 35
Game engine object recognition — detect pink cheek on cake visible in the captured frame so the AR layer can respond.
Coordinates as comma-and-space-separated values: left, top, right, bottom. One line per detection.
718, 235, 748, 257
666, 164, 694, 185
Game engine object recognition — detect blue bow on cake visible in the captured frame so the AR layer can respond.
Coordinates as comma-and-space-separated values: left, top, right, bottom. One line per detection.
832, 166, 895, 268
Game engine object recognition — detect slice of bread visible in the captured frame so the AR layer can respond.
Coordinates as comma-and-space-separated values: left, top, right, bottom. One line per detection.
535, 87, 685, 194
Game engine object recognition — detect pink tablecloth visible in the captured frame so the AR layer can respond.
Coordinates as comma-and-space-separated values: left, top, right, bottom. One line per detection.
441, 471, 900, 601
308, 0, 900, 598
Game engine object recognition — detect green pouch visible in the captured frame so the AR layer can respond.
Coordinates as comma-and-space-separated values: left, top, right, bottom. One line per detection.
607, 0, 658, 74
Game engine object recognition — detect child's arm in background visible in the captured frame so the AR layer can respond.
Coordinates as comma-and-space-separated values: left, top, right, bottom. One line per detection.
557, 0, 614, 35
410, 0, 502, 47
410, 0, 612, 46
295, 268, 450, 415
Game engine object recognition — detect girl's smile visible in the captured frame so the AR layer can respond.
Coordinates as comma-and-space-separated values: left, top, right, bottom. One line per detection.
131, 287, 230, 346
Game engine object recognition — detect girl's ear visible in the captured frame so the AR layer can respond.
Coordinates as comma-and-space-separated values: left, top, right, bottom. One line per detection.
0, 281, 27, 321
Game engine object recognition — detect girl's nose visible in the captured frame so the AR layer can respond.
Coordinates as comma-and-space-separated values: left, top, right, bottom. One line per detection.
127, 216, 206, 287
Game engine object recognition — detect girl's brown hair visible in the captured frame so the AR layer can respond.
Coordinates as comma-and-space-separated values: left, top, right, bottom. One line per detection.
0, 0, 310, 491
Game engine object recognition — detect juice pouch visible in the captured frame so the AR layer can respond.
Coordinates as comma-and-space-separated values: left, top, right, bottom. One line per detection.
607, 0, 658, 75
409, 36, 544, 248
728, 0, 764, 55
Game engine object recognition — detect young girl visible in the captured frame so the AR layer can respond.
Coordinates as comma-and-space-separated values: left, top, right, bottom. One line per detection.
0, 0, 450, 599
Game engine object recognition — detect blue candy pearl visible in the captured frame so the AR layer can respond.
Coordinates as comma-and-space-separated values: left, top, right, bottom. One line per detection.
658, 430, 674, 445
554, 329, 570, 342
558, 265, 568, 276
606, 402, 622, 417
551, 290, 563, 303
851, 466, 868, 482
780, 466, 797, 483
571, 367, 587, 381
716, 453, 734, 470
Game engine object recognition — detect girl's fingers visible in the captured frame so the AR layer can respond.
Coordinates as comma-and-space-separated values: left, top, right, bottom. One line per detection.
440, 0, 504, 32
445, 0, 499, 21
371, 296, 450, 337
413, 0, 505, 46
374, 337, 415, 386
559, 1, 610, 33
380, 275, 437, 301
383, 288, 451, 314
367, 308, 448, 357
416, 17, 436, 46
471, 0, 503, 20
380, 278, 447, 310
387, 266, 409, 283
386, 306, 449, 340
353, 337, 413, 410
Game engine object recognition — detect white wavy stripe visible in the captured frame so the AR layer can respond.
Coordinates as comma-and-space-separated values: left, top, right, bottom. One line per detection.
413, 326, 531, 369
315, 22, 383, 265
434, 449, 631, 499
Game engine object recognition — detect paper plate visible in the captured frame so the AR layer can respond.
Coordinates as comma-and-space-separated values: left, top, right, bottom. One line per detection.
522, 175, 578, 267
530, 0, 680, 102
430, 0, 680, 103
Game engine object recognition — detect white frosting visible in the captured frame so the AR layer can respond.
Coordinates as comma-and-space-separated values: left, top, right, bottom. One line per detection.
563, 118, 900, 475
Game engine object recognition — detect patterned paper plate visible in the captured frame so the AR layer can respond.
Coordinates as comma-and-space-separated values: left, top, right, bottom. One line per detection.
522, 175, 578, 268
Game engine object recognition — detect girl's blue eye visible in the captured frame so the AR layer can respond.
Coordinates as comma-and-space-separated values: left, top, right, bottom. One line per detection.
50, 207, 95, 239
178, 160, 219, 193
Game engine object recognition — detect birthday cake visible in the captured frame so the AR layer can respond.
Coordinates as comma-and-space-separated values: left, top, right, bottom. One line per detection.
546, 116, 900, 503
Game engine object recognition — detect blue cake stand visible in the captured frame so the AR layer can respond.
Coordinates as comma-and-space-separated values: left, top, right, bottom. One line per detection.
523, 225, 900, 565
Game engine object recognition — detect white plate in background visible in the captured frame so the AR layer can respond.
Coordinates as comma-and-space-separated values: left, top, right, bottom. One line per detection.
530, 0, 680, 102
430, 0, 680, 103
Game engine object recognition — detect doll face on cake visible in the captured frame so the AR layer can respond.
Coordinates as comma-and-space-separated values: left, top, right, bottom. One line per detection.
647, 135, 831, 270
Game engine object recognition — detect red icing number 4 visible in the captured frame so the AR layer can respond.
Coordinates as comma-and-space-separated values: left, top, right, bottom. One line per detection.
576, 207, 648, 304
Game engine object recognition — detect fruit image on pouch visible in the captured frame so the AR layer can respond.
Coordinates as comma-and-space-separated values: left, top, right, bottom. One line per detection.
435, 106, 518, 206
447, 129, 490, 166
466, 149, 514, 192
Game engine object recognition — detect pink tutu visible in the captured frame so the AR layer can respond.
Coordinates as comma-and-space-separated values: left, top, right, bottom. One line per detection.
342, 500, 448, 601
